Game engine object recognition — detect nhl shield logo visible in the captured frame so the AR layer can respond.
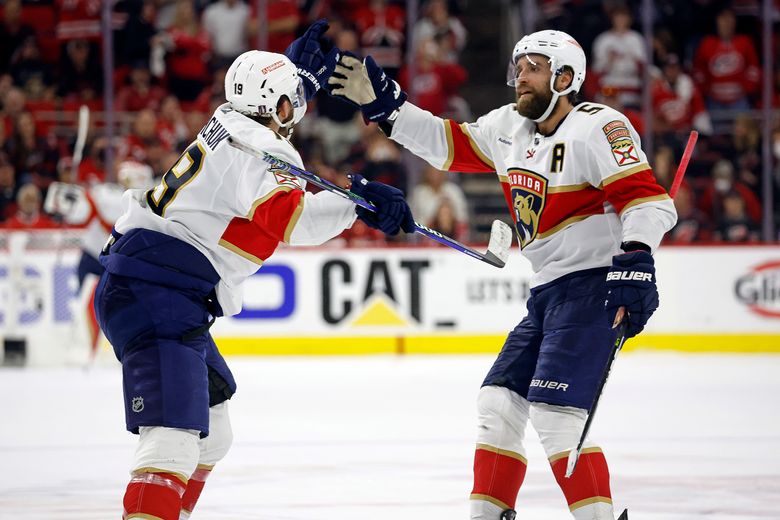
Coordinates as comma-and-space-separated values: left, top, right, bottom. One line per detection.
506, 168, 547, 249
131, 396, 144, 413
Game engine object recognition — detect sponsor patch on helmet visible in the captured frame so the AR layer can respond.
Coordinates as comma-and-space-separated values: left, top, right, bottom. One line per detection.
261, 60, 286, 74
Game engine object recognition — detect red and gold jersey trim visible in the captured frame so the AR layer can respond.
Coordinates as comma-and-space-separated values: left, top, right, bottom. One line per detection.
131, 467, 189, 486
442, 119, 495, 172
475, 443, 528, 464
469, 493, 511, 510
600, 162, 650, 188
548, 447, 603, 463
569, 496, 614, 512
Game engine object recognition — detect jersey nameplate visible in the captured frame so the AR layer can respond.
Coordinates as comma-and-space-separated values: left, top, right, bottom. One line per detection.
198, 117, 231, 150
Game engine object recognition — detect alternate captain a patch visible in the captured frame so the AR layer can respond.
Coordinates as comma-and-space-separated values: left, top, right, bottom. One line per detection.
507, 168, 547, 249
603, 120, 640, 167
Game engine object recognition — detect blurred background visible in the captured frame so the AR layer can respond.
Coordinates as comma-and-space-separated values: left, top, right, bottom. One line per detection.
0, 0, 779, 365
0, 0, 777, 243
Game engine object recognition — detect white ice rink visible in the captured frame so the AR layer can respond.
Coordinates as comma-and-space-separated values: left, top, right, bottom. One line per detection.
2, 352, 779, 520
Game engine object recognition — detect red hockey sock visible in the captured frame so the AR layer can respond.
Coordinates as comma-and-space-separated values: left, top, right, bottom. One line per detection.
123, 471, 187, 520
180, 465, 213, 517
470, 443, 528, 510
549, 448, 612, 512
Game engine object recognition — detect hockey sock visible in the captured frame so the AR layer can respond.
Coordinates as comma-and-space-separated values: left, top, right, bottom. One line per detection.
179, 464, 213, 519
471, 443, 527, 513
549, 448, 613, 519
123, 471, 187, 520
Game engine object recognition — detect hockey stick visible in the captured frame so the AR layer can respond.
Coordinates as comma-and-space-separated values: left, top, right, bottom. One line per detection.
564, 130, 699, 480
669, 130, 698, 198
227, 135, 513, 268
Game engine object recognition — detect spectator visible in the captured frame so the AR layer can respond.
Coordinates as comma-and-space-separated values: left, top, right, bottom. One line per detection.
57, 39, 103, 102
693, 7, 760, 110
591, 4, 646, 109
157, 96, 190, 151
0, 152, 16, 221
354, 0, 406, 78
55, 0, 102, 42
314, 27, 362, 165
412, 0, 467, 63
159, 0, 211, 102
0, 0, 35, 71
714, 190, 760, 242
248, 0, 300, 54
409, 164, 469, 241
3, 183, 57, 229
1, 86, 27, 137
116, 0, 158, 68
651, 54, 712, 139
76, 136, 109, 184
202, 0, 250, 69
727, 113, 762, 191
122, 109, 169, 165
115, 63, 168, 112
699, 159, 761, 224
667, 183, 710, 243
598, 85, 644, 137
398, 39, 467, 118
193, 66, 228, 114
10, 37, 54, 99
5, 111, 60, 191
361, 130, 407, 190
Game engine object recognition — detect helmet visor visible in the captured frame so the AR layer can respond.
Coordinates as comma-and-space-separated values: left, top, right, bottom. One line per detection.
506, 53, 548, 87
291, 77, 307, 125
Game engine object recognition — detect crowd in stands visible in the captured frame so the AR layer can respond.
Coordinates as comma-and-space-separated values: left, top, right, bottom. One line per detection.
0, 0, 777, 246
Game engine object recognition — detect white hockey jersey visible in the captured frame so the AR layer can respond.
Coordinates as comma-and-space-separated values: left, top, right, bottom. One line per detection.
44, 182, 126, 258
114, 103, 357, 315
390, 101, 677, 288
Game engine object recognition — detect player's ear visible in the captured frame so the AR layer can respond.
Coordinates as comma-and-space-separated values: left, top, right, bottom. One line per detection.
277, 96, 294, 122
555, 67, 574, 92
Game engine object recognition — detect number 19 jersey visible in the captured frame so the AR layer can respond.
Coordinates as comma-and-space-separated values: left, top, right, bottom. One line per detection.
113, 104, 357, 315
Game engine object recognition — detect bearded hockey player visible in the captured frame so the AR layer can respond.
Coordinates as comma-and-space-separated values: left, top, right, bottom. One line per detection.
94, 23, 415, 520
329, 30, 677, 519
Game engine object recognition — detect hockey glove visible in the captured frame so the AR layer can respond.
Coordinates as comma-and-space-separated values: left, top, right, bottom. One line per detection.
349, 174, 415, 236
284, 19, 340, 101
604, 250, 659, 339
328, 54, 407, 123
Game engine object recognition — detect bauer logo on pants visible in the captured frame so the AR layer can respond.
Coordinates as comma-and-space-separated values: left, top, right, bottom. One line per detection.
507, 168, 547, 250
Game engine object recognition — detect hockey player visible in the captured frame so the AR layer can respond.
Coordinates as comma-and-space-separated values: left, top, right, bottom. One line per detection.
44, 161, 154, 354
94, 44, 415, 520
328, 30, 677, 519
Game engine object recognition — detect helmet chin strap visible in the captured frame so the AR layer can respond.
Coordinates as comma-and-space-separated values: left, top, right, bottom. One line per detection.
533, 59, 575, 124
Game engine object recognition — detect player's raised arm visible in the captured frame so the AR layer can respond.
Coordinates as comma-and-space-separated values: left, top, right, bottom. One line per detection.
328, 54, 496, 174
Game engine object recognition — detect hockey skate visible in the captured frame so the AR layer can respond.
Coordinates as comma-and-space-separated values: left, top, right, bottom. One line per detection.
500, 510, 516, 520
617, 509, 628, 519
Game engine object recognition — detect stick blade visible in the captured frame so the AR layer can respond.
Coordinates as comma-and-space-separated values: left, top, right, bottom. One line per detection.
485, 220, 513, 268
564, 449, 579, 478
617, 508, 629, 520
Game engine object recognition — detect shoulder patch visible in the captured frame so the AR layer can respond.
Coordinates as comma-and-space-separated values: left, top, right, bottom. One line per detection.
270, 166, 302, 189
603, 120, 639, 166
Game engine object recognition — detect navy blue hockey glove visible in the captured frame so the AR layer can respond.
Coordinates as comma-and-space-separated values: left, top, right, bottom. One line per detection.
349, 174, 415, 236
284, 19, 340, 101
604, 250, 659, 339
328, 54, 407, 123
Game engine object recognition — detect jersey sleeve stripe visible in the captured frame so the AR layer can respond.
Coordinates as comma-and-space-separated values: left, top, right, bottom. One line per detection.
459, 123, 496, 169
618, 193, 671, 215
547, 182, 592, 194
602, 169, 670, 214
599, 163, 650, 188
282, 197, 305, 243
443, 120, 495, 172
537, 214, 596, 239
536, 187, 606, 237
443, 120, 455, 170
246, 186, 294, 219
218, 238, 264, 265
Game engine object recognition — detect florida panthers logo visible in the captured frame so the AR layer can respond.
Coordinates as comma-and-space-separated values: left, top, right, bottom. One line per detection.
506, 168, 547, 249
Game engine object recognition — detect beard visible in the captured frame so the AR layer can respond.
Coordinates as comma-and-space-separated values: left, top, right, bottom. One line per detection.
516, 88, 553, 120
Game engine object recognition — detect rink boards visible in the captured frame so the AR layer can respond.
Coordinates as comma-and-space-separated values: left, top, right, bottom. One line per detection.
1, 231, 778, 358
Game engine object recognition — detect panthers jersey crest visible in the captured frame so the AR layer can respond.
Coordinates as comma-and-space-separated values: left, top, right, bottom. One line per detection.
507, 168, 547, 249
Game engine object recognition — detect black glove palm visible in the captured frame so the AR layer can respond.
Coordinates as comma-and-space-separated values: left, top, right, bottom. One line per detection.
349, 174, 415, 236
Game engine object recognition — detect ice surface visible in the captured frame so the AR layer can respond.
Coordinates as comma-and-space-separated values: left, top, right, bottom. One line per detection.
2, 352, 779, 519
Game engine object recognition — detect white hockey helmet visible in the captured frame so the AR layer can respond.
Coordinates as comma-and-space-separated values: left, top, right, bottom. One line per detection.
507, 30, 587, 123
117, 160, 154, 190
225, 50, 307, 130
